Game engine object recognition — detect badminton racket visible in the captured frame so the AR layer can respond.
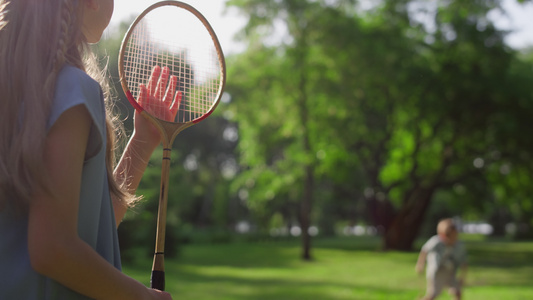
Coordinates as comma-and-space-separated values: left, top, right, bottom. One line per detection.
118, 0, 226, 291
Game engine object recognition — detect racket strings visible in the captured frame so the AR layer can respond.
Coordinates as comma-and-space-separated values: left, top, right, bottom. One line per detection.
123, 7, 223, 123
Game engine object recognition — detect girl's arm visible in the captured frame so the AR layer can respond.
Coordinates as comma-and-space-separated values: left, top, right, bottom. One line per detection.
112, 65, 178, 225
112, 111, 161, 224
28, 105, 170, 300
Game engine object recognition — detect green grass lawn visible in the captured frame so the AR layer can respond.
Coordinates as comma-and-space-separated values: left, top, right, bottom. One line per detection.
122, 236, 533, 300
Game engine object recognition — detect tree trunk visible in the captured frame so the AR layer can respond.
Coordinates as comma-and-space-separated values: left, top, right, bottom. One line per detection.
382, 187, 435, 251
300, 165, 314, 260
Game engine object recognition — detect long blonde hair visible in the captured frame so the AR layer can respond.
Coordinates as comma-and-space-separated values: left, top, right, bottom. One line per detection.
0, 0, 132, 213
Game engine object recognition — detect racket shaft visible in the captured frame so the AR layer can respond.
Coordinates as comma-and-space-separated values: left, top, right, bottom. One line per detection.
118, 1, 226, 291
151, 147, 172, 290
151, 269, 165, 291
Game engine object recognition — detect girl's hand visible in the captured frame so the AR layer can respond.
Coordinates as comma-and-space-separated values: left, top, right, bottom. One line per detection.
147, 288, 173, 300
139, 65, 181, 122
133, 65, 182, 148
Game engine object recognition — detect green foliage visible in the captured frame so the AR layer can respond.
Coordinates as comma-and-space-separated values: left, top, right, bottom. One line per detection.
97, 0, 533, 255
226, 0, 533, 250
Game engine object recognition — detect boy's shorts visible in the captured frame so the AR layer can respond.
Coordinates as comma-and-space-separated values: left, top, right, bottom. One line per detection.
426, 268, 461, 298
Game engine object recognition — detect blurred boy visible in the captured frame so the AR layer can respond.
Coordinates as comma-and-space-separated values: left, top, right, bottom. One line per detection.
416, 218, 468, 300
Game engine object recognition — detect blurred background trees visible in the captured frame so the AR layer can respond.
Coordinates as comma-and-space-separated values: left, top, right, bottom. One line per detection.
95, 0, 533, 260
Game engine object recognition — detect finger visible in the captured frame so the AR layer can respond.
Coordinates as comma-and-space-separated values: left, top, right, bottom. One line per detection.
155, 66, 170, 100
169, 90, 182, 118
164, 75, 178, 106
147, 65, 161, 96
138, 84, 147, 110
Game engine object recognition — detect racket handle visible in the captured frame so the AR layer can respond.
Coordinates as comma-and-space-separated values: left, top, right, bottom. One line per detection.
150, 270, 165, 291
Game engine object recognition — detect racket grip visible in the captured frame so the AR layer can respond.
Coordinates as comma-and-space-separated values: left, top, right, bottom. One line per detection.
150, 270, 165, 291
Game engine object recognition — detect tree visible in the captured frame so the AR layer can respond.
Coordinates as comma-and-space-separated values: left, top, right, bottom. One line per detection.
226, 0, 358, 260
227, 0, 533, 251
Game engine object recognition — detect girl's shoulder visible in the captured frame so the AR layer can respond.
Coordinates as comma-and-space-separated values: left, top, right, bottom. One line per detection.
56, 64, 100, 93
49, 64, 106, 144
50, 64, 102, 116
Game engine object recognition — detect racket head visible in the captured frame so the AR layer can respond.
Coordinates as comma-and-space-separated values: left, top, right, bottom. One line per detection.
118, 1, 226, 125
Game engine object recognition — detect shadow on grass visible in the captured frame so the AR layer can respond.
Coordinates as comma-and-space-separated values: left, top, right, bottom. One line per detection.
170, 269, 418, 300
125, 260, 420, 300
122, 236, 533, 300
464, 240, 533, 287
467, 240, 533, 267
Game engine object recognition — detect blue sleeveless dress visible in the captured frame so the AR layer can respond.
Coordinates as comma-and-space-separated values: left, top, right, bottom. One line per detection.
0, 65, 121, 299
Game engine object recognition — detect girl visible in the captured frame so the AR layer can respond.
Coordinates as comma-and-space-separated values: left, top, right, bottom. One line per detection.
0, 0, 176, 299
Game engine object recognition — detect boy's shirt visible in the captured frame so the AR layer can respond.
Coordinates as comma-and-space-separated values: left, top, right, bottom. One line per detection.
422, 235, 467, 278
